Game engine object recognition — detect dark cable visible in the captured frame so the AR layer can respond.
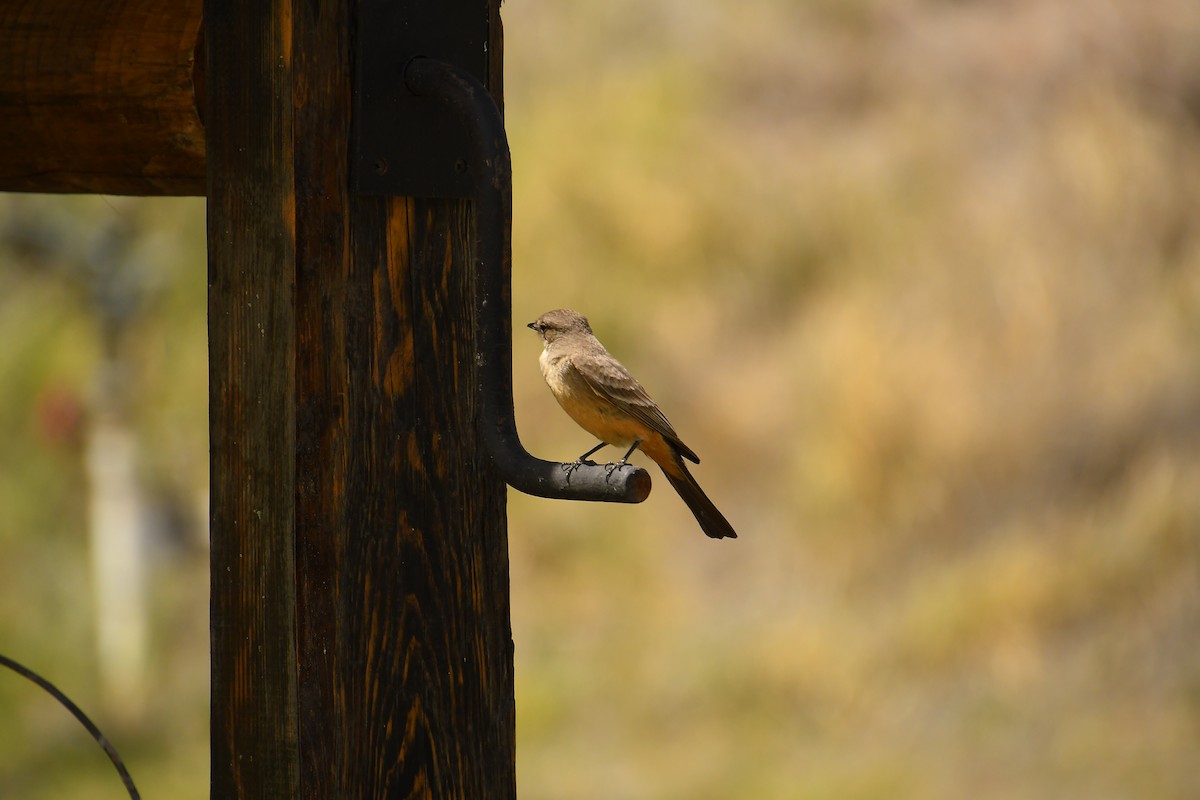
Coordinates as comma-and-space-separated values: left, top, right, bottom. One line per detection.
0, 653, 140, 800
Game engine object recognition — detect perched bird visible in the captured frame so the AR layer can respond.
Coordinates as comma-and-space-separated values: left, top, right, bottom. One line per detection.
528, 309, 737, 539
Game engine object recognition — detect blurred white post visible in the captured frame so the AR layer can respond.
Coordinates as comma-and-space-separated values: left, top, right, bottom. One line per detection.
84, 404, 147, 718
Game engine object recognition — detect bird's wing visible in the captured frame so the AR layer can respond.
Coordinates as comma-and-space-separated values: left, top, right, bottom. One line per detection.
570, 351, 700, 464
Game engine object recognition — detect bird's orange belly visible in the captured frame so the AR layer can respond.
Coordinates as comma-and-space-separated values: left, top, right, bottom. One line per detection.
555, 393, 644, 448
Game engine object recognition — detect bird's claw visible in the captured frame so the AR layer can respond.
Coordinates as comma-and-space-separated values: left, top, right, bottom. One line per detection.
603, 460, 630, 481
561, 458, 598, 483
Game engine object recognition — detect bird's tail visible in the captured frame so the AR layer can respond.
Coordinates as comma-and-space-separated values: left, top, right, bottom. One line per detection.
660, 453, 738, 539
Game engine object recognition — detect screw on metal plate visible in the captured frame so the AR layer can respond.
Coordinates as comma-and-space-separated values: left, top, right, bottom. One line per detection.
352, 0, 489, 197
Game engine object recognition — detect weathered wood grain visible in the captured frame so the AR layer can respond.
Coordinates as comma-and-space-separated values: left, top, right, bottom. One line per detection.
0, 0, 205, 194
208, 1, 514, 797
206, 0, 299, 794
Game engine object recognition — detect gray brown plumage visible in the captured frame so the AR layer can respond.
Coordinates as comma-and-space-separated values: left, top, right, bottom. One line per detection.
528, 308, 737, 539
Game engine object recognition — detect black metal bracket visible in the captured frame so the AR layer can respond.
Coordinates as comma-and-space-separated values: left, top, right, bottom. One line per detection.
353, 0, 489, 196
401, 58, 651, 503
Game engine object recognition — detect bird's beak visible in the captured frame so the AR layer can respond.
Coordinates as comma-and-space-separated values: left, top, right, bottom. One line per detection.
526, 322, 536, 330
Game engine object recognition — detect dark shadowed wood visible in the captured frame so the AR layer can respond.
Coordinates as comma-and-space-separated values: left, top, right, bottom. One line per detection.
207, 0, 514, 797
206, 0, 298, 795
0, 0, 205, 195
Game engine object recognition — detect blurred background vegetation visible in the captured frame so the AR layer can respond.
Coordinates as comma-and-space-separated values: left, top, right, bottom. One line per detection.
2, 0, 1199, 797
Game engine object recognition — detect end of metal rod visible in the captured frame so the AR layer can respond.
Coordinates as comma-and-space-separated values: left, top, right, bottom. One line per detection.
503, 456, 653, 504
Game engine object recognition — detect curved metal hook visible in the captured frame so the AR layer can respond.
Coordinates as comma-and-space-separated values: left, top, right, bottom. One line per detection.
404, 57, 650, 503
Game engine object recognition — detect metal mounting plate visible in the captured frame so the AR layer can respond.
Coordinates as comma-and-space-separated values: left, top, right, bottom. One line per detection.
352, 0, 489, 196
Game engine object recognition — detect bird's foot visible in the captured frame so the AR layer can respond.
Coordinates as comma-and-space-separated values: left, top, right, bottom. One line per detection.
561, 458, 598, 482
603, 459, 630, 480
604, 440, 641, 481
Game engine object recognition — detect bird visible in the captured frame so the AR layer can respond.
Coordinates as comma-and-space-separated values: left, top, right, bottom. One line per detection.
527, 308, 737, 539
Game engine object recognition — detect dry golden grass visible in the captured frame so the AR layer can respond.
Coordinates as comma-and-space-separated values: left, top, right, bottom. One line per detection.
507, 1, 1200, 797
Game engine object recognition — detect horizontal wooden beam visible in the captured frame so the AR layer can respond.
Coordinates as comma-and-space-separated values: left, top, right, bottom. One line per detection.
0, 0, 205, 195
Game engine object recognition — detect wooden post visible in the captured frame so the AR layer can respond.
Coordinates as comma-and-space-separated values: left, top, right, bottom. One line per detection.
206, 1, 515, 798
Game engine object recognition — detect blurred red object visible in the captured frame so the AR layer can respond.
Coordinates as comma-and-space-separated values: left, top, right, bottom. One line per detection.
36, 385, 85, 448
